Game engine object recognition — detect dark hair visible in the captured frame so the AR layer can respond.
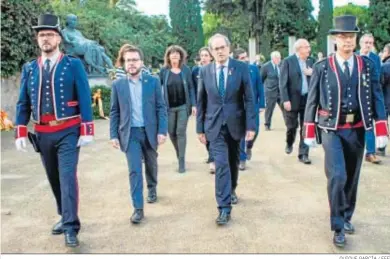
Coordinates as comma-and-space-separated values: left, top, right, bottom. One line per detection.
164, 45, 187, 68
115, 44, 144, 68
233, 48, 247, 59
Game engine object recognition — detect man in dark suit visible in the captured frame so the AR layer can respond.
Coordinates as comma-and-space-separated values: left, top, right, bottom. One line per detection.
110, 44, 168, 224
233, 48, 265, 172
280, 39, 314, 164
358, 34, 383, 164
261, 51, 282, 131
197, 34, 256, 225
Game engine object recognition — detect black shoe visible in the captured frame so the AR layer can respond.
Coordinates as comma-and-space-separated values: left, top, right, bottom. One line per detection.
52, 220, 63, 235
130, 209, 144, 224
147, 189, 157, 203
333, 229, 345, 247
246, 148, 252, 160
216, 211, 231, 225
205, 157, 212, 164
285, 145, 293, 154
231, 191, 238, 205
344, 221, 355, 234
178, 157, 186, 173
65, 232, 79, 247
299, 155, 312, 164
265, 125, 271, 131
239, 161, 246, 171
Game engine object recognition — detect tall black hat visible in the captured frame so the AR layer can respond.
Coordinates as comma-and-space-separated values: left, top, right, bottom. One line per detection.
329, 15, 360, 35
32, 14, 62, 35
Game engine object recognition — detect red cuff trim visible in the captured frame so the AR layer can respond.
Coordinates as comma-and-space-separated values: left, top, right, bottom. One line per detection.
80, 122, 94, 136
375, 120, 388, 137
15, 125, 27, 138
304, 123, 315, 139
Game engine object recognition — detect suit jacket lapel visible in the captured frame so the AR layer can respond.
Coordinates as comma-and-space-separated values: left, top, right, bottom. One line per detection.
210, 62, 218, 94
141, 76, 148, 108
225, 58, 235, 99
121, 78, 132, 112
293, 55, 302, 79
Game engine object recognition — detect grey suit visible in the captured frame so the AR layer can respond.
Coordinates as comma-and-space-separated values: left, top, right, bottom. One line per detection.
261, 61, 282, 128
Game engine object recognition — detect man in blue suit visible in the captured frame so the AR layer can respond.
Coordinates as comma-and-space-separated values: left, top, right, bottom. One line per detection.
358, 34, 383, 164
197, 34, 256, 225
233, 48, 265, 172
110, 44, 168, 224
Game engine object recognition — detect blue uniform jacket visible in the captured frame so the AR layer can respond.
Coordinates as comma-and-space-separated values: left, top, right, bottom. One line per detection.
304, 54, 387, 131
16, 54, 93, 126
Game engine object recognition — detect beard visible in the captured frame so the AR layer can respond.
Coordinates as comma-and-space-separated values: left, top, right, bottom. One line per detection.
127, 67, 142, 76
40, 42, 58, 54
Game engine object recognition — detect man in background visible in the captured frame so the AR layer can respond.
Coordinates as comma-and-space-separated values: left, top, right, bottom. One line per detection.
261, 51, 282, 131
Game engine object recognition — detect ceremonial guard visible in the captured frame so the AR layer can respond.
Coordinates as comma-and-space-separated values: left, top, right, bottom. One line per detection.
303, 16, 388, 247
14, 14, 94, 247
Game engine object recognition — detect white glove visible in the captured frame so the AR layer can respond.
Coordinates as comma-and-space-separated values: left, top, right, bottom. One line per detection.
15, 137, 28, 152
304, 138, 317, 148
376, 136, 388, 149
77, 135, 94, 147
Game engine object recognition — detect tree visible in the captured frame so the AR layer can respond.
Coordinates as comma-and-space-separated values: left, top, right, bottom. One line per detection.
1, 0, 52, 77
170, 0, 204, 62
203, 11, 250, 49
204, 0, 317, 58
317, 0, 333, 55
334, 3, 369, 35
368, 0, 390, 50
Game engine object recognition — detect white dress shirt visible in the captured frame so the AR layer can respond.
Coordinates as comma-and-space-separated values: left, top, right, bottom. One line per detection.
42, 50, 61, 71
335, 53, 354, 74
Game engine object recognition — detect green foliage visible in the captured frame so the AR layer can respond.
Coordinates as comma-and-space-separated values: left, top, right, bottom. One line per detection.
51, 0, 176, 67
1, 0, 52, 78
170, 0, 205, 62
368, 0, 390, 50
317, 0, 333, 55
334, 3, 369, 36
203, 11, 250, 50
204, 0, 317, 58
90, 85, 111, 119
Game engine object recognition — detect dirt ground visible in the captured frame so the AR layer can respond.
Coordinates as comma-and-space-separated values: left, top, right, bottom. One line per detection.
1, 110, 390, 253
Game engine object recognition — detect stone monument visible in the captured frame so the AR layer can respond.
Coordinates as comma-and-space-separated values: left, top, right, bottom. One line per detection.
62, 14, 114, 85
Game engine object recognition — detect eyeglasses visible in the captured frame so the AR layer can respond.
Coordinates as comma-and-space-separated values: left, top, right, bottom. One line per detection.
37, 33, 58, 39
125, 58, 141, 63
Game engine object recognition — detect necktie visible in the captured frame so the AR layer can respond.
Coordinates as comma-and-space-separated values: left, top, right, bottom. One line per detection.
343, 61, 350, 81
275, 65, 279, 77
218, 65, 225, 98
44, 59, 51, 76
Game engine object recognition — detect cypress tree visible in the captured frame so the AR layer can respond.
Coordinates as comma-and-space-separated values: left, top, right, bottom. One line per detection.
169, 0, 204, 63
317, 0, 333, 56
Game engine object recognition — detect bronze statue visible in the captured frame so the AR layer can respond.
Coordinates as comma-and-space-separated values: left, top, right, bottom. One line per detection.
62, 14, 114, 75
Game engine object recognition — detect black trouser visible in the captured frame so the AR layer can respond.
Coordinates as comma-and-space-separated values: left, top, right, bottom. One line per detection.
321, 127, 365, 231
283, 95, 309, 158
264, 92, 281, 128
37, 125, 81, 234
